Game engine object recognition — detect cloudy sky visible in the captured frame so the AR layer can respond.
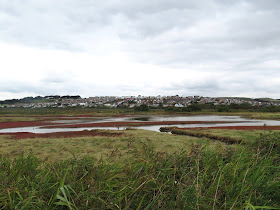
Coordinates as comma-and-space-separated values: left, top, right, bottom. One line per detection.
0, 0, 280, 100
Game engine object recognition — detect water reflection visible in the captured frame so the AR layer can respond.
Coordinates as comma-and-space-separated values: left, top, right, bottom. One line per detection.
130, 117, 151, 121
0, 115, 280, 134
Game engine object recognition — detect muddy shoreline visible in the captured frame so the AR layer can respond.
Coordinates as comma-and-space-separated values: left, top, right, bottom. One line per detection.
178, 126, 280, 130
0, 130, 123, 139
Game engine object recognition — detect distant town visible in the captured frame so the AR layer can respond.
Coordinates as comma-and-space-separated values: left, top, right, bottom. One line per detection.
1, 95, 280, 109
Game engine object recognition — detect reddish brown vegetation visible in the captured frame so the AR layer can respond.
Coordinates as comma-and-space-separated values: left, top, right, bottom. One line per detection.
0, 115, 95, 117
69, 115, 95, 117
179, 126, 280, 130
0, 130, 123, 140
42, 117, 93, 121
112, 114, 130, 117
0, 121, 50, 129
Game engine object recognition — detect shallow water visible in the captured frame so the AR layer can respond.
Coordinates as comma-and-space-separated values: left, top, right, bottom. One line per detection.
0, 115, 280, 133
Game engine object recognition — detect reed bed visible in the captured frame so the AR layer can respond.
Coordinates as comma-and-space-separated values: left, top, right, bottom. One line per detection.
0, 132, 279, 209
169, 128, 243, 145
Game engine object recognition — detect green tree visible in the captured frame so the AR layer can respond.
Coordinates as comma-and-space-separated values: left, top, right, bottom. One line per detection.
134, 104, 149, 111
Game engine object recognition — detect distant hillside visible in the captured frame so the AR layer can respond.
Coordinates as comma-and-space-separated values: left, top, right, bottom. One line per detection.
220, 97, 251, 100
0, 95, 81, 105
254, 98, 280, 102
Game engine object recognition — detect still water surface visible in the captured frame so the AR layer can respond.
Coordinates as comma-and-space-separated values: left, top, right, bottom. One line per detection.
1, 115, 280, 133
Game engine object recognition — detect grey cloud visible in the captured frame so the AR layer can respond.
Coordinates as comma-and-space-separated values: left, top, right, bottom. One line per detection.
158, 69, 280, 97
41, 78, 64, 84
40, 71, 76, 84
163, 78, 221, 93
0, 79, 81, 96
116, 1, 280, 68
1, 0, 279, 58
0, 0, 280, 98
0, 82, 36, 94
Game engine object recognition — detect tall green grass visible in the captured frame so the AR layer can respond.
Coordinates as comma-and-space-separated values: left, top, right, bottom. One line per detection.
0, 134, 279, 209
170, 128, 243, 144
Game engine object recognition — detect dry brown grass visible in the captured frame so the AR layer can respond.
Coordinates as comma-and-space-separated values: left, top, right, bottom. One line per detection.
0, 129, 227, 163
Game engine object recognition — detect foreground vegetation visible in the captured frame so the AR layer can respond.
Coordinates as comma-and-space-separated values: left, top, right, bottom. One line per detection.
0, 108, 280, 209
0, 130, 223, 162
0, 129, 280, 209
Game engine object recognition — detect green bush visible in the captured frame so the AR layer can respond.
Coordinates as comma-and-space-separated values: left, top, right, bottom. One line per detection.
134, 104, 149, 111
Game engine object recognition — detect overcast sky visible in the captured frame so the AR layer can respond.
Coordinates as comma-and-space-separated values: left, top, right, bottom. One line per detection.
0, 0, 280, 100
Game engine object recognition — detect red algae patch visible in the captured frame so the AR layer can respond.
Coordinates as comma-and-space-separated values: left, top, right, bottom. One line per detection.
42, 117, 94, 121
112, 114, 131, 117
179, 126, 280, 130
70, 115, 95, 117
41, 121, 237, 129
0, 121, 51, 129
0, 130, 123, 140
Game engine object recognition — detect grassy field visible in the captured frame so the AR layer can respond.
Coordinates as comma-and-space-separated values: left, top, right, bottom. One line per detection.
0, 129, 226, 163
0, 109, 280, 209
0, 107, 155, 117
0, 116, 43, 122
2, 107, 280, 120
0, 130, 279, 209
171, 128, 271, 144
0, 128, 280, 209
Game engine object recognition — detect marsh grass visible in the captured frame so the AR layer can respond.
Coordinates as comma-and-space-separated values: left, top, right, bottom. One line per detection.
0, 130, 226, 163
193, 128, 270, 143
2, 107, 280, 121
0, 130, 279, 209
165, 127, 278, 145
0, 136, 279, 209
171, 129, 243, 145
0, 117, 42, 122
0, 107, 166, 117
